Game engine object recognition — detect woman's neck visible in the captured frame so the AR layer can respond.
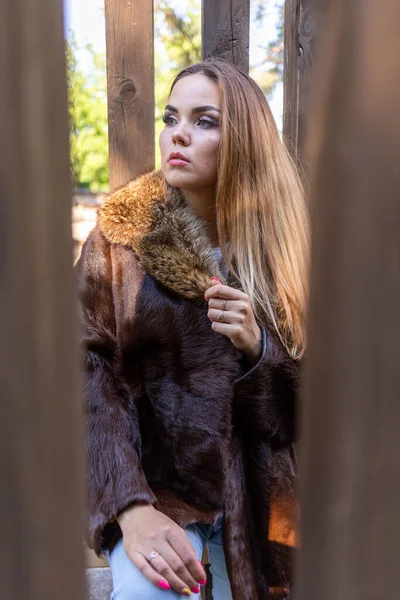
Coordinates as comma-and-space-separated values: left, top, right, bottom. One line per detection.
182, 187, 219, 247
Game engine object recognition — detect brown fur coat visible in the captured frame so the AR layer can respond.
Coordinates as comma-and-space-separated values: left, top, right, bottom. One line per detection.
76, 170, 300, 600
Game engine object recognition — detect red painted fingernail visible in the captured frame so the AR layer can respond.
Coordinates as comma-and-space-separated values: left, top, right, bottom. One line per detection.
191, 585, 200, 593
211, 276, 222, 284
197, 560, 206, 585
158, 580, 170, 590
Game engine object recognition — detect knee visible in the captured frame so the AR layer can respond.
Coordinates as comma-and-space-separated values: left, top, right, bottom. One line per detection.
112, 574, 179, 600
109, 540, 182, 600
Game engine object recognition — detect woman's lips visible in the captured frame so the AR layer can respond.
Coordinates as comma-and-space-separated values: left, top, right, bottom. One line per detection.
168, 158, 190, 166
168, 152, 190, 166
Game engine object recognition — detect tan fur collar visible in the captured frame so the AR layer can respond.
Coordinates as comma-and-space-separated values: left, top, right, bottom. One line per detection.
98, 170, 226, 300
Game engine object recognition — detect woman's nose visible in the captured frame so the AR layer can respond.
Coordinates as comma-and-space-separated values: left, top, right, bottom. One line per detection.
172, 124, 190, 146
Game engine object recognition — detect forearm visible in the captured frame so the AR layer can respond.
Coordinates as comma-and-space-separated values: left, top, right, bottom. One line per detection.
233, 330, 300, 444
85, 358, 156, 552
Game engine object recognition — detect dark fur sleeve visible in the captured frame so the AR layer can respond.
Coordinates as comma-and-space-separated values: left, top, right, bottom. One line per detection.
76, 228, 156, 555
233, 329, 301, 446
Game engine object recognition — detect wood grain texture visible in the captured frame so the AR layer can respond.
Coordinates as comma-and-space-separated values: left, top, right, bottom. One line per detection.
283, 0, 300, 161
105, 0, 155, 191
283, 0, 320, 182
297, 0, 319, 180
0, 1, 85, 599
296, 1, 400, 598
202, 0, 250, 71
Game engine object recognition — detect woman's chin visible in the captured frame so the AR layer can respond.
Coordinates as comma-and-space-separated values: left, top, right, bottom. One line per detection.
163, 170, 192, 190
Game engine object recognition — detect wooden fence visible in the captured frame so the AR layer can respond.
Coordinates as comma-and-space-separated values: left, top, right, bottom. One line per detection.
2, 1, 400, 599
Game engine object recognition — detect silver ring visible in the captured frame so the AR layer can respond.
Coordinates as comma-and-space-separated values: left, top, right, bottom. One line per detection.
149, 550, 161, 562
217, 310, 226, 323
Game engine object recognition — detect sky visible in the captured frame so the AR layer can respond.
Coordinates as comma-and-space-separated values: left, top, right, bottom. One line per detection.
63, 0, 283, 129
63, 0, 106, 56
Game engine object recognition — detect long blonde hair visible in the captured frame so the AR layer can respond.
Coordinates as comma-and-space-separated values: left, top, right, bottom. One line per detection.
171, 59, 309, 360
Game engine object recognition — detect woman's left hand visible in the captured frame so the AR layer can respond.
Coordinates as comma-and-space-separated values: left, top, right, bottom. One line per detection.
205, 279, 263, 364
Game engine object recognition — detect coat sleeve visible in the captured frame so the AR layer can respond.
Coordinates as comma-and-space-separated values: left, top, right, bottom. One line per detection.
233, 328, 301, 446
76, 228, 156, 555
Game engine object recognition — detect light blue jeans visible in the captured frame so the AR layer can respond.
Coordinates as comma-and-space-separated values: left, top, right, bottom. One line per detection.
108, 516, 233, 600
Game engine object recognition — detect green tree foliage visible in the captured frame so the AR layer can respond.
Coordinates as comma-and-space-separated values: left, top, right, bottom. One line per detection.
66, 34, 109, 191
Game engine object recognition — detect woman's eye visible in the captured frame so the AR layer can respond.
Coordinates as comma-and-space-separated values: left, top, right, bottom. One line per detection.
162, 114, 219, 128
197, 117, 219, 128
162, 114, 177, 126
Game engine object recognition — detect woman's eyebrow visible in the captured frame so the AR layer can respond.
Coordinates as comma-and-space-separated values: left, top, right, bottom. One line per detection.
164, 104, 221, 114
192, 105, 221, 114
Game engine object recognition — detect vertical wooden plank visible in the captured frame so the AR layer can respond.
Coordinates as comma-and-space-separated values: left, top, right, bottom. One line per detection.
0, 1, 85, 599
297, 0, 319, 178
104, 0, 155, 191
296, 1, 400, 599
283, 0, 320, 181
202, 0, 250, 71
283, 0, 300, 160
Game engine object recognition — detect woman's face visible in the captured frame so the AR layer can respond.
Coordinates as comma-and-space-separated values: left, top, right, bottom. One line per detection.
159, 73, 220, 193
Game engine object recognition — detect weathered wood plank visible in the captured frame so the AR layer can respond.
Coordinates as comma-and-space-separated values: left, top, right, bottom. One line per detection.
104, 0, 155, 191
297, 0, 319, 180
202, 0, 250, 71
297, 1, 400, 598
283, 0, 320, 182
0, 1, 85, 599
283, 0, 300, 160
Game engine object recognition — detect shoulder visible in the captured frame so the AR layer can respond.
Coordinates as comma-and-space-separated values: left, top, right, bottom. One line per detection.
76, 227, 111, 281
97, 169, 167, 250
77, 168, 166, 279
77, 226, 147, 290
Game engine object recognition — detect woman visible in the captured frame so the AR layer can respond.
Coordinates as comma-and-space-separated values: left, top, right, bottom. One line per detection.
77, 59, 309, 600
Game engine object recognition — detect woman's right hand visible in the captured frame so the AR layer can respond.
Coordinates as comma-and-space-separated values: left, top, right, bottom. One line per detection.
117, 502, 207, 595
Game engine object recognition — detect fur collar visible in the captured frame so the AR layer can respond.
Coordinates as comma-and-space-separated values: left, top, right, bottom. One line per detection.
97, 170, 226, 300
